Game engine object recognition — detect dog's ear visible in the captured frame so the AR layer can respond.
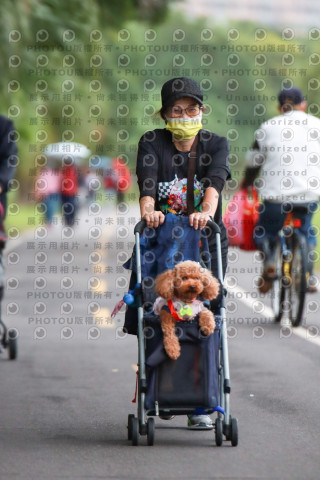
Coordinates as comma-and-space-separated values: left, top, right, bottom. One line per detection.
155, 269, 175, 300
200, 269, 220, 300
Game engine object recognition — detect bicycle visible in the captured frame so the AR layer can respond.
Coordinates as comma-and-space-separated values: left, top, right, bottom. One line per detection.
271, 208, 308, 327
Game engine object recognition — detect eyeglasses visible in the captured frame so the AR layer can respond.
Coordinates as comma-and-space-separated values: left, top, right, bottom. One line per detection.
168, 105, 202, 118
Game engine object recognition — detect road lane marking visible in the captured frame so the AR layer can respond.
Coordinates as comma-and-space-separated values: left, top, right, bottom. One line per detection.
288, 325, 320, 347
229, 283, 320, 347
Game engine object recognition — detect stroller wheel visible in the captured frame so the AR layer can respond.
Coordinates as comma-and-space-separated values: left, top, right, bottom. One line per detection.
8, 329, 18, 360
127, 414, 135, 441
230, 417, 239, 447
215, 418, 223, 447
131, 417, 139, 446
147, 418, 155, 446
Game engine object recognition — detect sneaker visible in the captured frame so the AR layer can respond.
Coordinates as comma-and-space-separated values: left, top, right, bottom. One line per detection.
187, 414, 214, 430
159, 415, 175, 420
258, 265, 276, 294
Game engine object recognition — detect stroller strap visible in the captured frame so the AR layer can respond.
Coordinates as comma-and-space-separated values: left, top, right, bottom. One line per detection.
187, 134, 199, 215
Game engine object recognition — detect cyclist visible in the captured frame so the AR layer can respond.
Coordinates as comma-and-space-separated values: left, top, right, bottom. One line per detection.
243, 86, 320, 293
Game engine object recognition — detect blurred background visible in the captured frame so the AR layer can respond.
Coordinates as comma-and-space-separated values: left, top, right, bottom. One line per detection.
1, 3, 320, 473
1, 0, 320, 244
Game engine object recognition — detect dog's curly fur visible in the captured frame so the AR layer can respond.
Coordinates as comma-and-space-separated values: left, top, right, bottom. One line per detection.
155, 260, 220, 360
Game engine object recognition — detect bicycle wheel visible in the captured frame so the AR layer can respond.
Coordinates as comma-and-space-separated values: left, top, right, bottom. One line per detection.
271, 236, 285, 322
289, 233, 307, 327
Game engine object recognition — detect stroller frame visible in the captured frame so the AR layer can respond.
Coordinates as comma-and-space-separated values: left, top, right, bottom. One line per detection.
0, 241, 18, 360
127, 219, 238, 446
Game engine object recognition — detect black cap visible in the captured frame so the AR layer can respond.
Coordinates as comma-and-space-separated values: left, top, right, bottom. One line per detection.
278, 86, 304, 106
161, 77, 203, 110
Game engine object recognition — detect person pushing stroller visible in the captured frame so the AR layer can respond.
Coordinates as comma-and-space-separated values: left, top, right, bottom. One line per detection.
135, 77, 231, 428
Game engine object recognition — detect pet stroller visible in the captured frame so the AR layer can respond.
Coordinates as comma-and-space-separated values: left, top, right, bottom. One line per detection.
123, 213, 238, 446
0, 202, 17, 360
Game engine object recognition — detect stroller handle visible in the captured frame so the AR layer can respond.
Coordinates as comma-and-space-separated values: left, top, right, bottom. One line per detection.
206, 219, 221, 235
134, 219, 147, 235
134, 217, 220, 236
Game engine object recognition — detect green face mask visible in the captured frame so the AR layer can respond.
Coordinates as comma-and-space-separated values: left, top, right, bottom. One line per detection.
166, 115, 202, 140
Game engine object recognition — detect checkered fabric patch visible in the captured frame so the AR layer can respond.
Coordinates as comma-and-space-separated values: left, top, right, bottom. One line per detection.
157, 175, 205, 202
157, 176, 177, 201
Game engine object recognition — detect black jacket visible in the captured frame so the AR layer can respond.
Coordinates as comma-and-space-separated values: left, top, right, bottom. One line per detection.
0, 115, 18, 193
136, 128, 231, 252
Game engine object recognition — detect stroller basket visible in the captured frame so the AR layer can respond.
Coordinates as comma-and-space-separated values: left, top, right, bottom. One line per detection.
144, 316, 221, 415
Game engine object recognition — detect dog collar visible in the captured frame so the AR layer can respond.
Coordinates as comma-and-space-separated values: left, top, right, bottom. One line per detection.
167, 299, 184, 321
167, 299, 195, 321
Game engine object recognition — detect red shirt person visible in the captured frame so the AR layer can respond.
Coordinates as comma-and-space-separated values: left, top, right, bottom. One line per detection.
60, 164, 79, 226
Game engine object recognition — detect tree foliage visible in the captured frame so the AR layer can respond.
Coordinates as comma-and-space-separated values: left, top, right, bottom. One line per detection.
0, 4, 319, 197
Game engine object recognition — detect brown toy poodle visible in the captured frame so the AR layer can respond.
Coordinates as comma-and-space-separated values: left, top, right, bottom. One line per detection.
153, 260, 220, 360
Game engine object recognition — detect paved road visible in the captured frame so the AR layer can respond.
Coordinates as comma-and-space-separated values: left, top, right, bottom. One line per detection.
1, 203, 320, 480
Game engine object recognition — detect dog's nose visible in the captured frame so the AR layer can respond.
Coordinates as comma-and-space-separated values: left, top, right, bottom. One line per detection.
189, 285, 195, 291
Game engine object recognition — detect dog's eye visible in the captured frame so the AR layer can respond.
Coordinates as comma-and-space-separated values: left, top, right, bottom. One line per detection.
194, 277, 199, 281
182, 276, 188, 281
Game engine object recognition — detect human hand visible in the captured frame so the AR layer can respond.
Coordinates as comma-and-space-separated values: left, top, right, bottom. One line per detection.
143, 210, 165, 228
189, 212, 211, 230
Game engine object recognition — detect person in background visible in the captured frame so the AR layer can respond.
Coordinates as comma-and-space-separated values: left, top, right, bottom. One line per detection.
242, 86, 320, 293
0, 115, 18, 221
0, 115, 18, 305
103, 156, 132, 204
83, 168, 96, 205
34, 166, 61, 226
60, 162, 79, 226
